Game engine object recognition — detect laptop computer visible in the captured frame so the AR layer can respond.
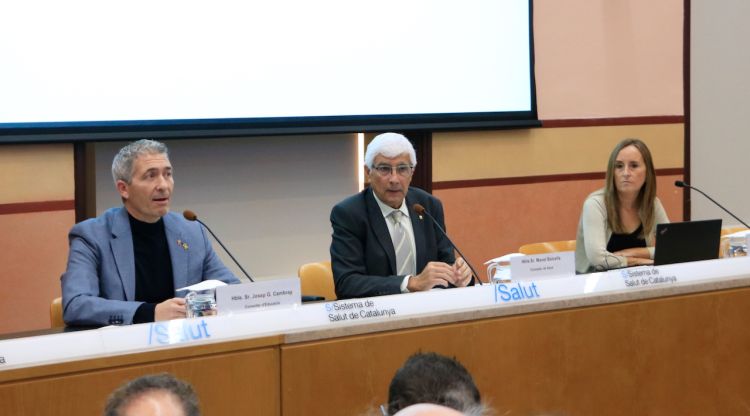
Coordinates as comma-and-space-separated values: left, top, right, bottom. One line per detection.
653, 219, 722, 266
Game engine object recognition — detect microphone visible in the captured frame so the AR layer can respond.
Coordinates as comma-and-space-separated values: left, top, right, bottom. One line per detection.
412, 203, 482, 285
183, 210, 255, 282
675, 181, 750, 228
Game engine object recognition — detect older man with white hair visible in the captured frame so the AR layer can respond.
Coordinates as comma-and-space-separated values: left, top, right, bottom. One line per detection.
329, 132, 473, 299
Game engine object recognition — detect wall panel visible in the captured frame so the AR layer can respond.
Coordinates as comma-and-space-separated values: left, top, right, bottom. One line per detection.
433, 124, 684, 182
94, 135, 359, 280
0, 144, 75, 334
435, 175, 683, 278
691, 0, 750, 226
0, 144, 73, 204
0, 211, 73, 333
281, 287, 750, 416
0, 347, 280, 415
534, 0, 683, 119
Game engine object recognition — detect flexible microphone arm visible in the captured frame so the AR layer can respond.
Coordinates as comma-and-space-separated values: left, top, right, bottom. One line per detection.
183, 210, 255, 282
412, 204, 482, 285
675, 181, 750, 229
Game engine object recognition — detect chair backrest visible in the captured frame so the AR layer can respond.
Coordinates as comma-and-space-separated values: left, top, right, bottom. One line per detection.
297, 261, 336, 301
518, 240, 576, 255
50, 296, 64, 328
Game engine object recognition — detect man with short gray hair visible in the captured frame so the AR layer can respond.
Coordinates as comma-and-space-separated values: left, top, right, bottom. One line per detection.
329, 132, 473, 299
61, 139, 238, 326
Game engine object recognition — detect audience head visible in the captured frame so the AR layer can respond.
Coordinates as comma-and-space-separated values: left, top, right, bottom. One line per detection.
387, 352, 483, 415
364, 132, 417, 209
103, 373, 200, 416
604, 138, 657, 235
112, 139, 174, 222
393, 403, 466, 416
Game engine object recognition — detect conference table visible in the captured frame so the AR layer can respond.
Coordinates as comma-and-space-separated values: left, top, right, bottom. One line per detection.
1, 257, 750, 415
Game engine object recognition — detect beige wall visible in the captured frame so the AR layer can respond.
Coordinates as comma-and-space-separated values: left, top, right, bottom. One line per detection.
0, 144, 74, 203
691, 0, 750, 226
431, 0, 685, 271
535, 0, 683, 119
0, 0, 686, 333
433, 124, 683, 182
93, 136, 359, 280
0, 144, 75, 334
436, 175, 683, 277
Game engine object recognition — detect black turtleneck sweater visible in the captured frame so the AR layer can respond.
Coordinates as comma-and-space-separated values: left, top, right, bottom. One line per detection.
129, 214, 174, 323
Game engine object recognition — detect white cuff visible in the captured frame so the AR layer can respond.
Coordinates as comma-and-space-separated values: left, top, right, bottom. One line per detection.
400, 275, 411, 293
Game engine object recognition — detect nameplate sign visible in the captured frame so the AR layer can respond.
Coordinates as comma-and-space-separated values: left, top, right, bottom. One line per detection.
323, 298, 399, 323
612, 266, 678, 288
510, 251, 575, 281
216, 278, 300, 314
4, 257, 750, 369
492, 268, 626, 304
143, 319, 213, 346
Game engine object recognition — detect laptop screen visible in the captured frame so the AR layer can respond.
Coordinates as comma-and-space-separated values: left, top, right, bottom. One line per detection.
653, 219, 722, 266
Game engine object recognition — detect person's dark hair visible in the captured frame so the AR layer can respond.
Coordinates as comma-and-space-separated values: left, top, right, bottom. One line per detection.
103, 373, 200, 416
387, 352, 482, 415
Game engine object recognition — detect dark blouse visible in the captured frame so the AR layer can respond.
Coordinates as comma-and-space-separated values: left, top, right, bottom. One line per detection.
606, 224, 647, 253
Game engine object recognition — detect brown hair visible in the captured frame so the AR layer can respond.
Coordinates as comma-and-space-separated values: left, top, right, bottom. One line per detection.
604, 138, 657, 241
104, 373, 200, 416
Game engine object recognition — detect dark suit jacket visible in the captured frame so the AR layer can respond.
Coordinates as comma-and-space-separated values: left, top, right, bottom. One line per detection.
329, 187, 455, 299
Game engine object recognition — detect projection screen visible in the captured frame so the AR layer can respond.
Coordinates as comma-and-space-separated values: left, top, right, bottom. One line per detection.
0, 0, 536, 143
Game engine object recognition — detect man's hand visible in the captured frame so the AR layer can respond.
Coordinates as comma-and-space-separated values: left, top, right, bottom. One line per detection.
407, 262, 455, 292
453, 257, 473, 287
155, 297, 187, 321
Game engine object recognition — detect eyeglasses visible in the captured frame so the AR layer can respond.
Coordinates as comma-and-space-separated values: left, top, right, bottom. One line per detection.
372, 164, 414, 178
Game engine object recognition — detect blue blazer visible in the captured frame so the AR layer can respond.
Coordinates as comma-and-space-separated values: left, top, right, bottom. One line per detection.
61, 207, 239, 326
329, 187, 455, 299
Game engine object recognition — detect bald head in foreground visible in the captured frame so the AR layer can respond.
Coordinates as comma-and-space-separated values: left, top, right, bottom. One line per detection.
393, 403, 465, 416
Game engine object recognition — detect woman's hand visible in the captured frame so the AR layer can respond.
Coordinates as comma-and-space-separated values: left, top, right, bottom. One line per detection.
614, 247, 651, 259
626, 257, 654, 267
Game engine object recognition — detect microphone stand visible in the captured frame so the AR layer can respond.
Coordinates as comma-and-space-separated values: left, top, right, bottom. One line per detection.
184, 211, 255, 282
413, 205, 483, 285
678, 182, 750, 228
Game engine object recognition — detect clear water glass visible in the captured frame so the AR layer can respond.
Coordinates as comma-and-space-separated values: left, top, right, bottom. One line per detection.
185, 290, 217, 318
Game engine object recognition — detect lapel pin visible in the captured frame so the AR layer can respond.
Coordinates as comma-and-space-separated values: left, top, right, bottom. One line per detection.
177, 239, 189, 250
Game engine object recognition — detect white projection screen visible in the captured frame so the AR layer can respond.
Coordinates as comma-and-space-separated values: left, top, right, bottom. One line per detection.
0, 0, 536, 143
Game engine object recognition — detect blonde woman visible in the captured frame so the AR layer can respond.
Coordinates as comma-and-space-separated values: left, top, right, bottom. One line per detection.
575, 138, 670, 273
